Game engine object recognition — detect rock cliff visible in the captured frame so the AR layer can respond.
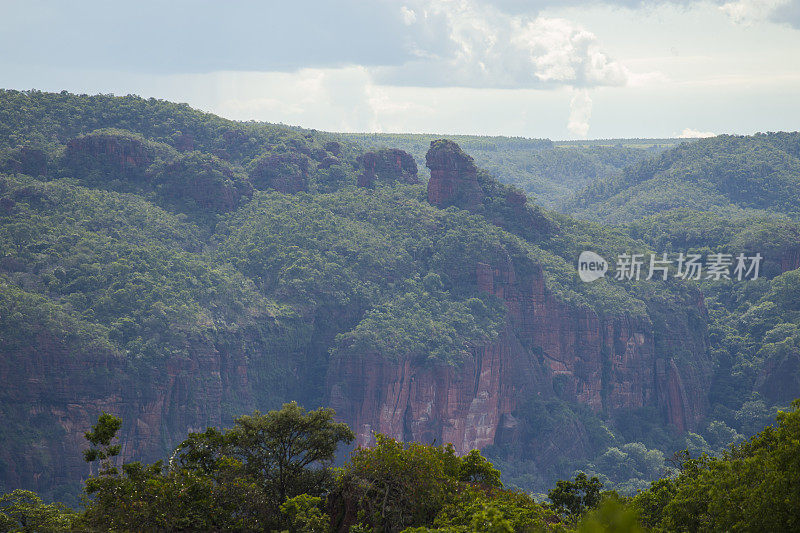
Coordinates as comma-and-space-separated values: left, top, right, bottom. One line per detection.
426, 140, 483, 209
324, 140, 711, 454
249, 152, 310, 193
357, 149, 419, 188
63, 131, 157, 182
327, 249, 711, 454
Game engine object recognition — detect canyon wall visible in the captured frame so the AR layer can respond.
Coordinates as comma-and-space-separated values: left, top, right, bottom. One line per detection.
327, 252, 711, 454
326, 139, 712, 454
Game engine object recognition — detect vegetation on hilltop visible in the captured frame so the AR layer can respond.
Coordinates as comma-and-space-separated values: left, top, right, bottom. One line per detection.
339, 132, 661, 208
566, 133, 800, 222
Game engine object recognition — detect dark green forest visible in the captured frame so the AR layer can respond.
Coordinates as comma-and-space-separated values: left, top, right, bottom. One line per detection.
3, 401, 799, 531
339, 132, 678, 208
0, 89, 799, 531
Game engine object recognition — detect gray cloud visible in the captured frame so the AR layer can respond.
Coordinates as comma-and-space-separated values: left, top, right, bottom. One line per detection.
4, 0, 793, 94
0, 0, 632, 91
0, 0, 412, 73
771, 1, 800, 28
374, 0, 629, 89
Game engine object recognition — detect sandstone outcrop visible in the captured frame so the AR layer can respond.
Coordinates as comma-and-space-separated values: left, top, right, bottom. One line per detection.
149, 153, 253, 213
426, 140, 483, 209
357, 149, 419, 188
249, 152, 309, 193
327, 250, 712, 454
425, 140, 554, 240
64, 131, 157, 182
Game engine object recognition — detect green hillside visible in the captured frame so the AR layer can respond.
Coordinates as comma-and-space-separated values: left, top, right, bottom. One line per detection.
339, 132, 665, 208
0, 90, 798, 509
565, 133, 800, 223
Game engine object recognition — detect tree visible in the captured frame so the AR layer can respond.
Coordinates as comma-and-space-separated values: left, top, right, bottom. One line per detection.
328, 436, 532, 533
176, 402, 354, 511
83, 411, 122, 476
329, 435, 461, 532
0, 490, 75, 532
633, 398, 800, 531
458, 449, 503, 488
280, 494, 329, 533
80, 403, 354, 531
547, 472, 603, 519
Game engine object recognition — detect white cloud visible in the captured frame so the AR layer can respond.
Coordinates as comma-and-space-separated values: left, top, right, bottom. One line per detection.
375, 0, 631, 89
720, 0, 791, 24
678, 127, 716, 138
568, 89, 593, 136
401, 6, 418, 25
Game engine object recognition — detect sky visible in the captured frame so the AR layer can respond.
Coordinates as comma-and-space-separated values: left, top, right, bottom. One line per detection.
1, 0, 800, 139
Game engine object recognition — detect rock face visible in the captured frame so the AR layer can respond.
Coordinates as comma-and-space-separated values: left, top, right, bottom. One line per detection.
0, 325, 259, 500
64, 132, 155, 182
357, 149, 419, 188
425, 140, 554, 241
326, 141, 712, 454
756, 347, 800, 404
781, 248, 800, 273
149, 153, 253, 213
327, 251, 712, 454
328, 327, 551, 453
426, 140, 484, 209
249, 153, 309, 193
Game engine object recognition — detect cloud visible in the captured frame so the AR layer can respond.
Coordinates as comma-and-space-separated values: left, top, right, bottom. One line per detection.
720, 0, 792, 24
401, 6, 418, 25
0, 0, 413, 74
769, 0, 800, 27
375, 0, 630, 89
209, 67, 384, 132
568, 89, 593, 137
678, 128, 716, 138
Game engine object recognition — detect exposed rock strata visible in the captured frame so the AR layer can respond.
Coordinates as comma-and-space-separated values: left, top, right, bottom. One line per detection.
357, 149, 419, 188
327, 252, 711, 454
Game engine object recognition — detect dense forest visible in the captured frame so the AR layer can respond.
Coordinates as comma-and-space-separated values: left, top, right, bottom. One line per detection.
339, 133, 680, 208
2, 400, 799, 531
0, 89, 798, 530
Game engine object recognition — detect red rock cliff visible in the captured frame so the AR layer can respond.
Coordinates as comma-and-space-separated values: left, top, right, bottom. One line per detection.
426, 140, 483, 209
327, 252, 711, 454
358, 149, 419, 188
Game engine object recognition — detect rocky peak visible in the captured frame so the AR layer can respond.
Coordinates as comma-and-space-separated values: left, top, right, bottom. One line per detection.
357, 149, 419, 188
248, 152, 310, 193
64, 131, 155, 177
426, 139, 484, 209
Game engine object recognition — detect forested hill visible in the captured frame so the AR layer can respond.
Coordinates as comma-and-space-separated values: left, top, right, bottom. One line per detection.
0, 90, 799, 508
339, 132, 676, 208
563, 132, 800, 223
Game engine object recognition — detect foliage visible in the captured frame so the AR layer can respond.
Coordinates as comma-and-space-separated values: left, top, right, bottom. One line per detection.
576, 495, 643, 533
280, 494, 329, 533
330, 435, 519, 533
83, 412, 122, 473
632, 399, 800, 531
568, 133, 800, 222
340, 132, 661, 208
3, 401, 800, 532
1, 89, 798, 505
547, 473, 603, 519
0, 490, 75, 532
81, 403, 354, 531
